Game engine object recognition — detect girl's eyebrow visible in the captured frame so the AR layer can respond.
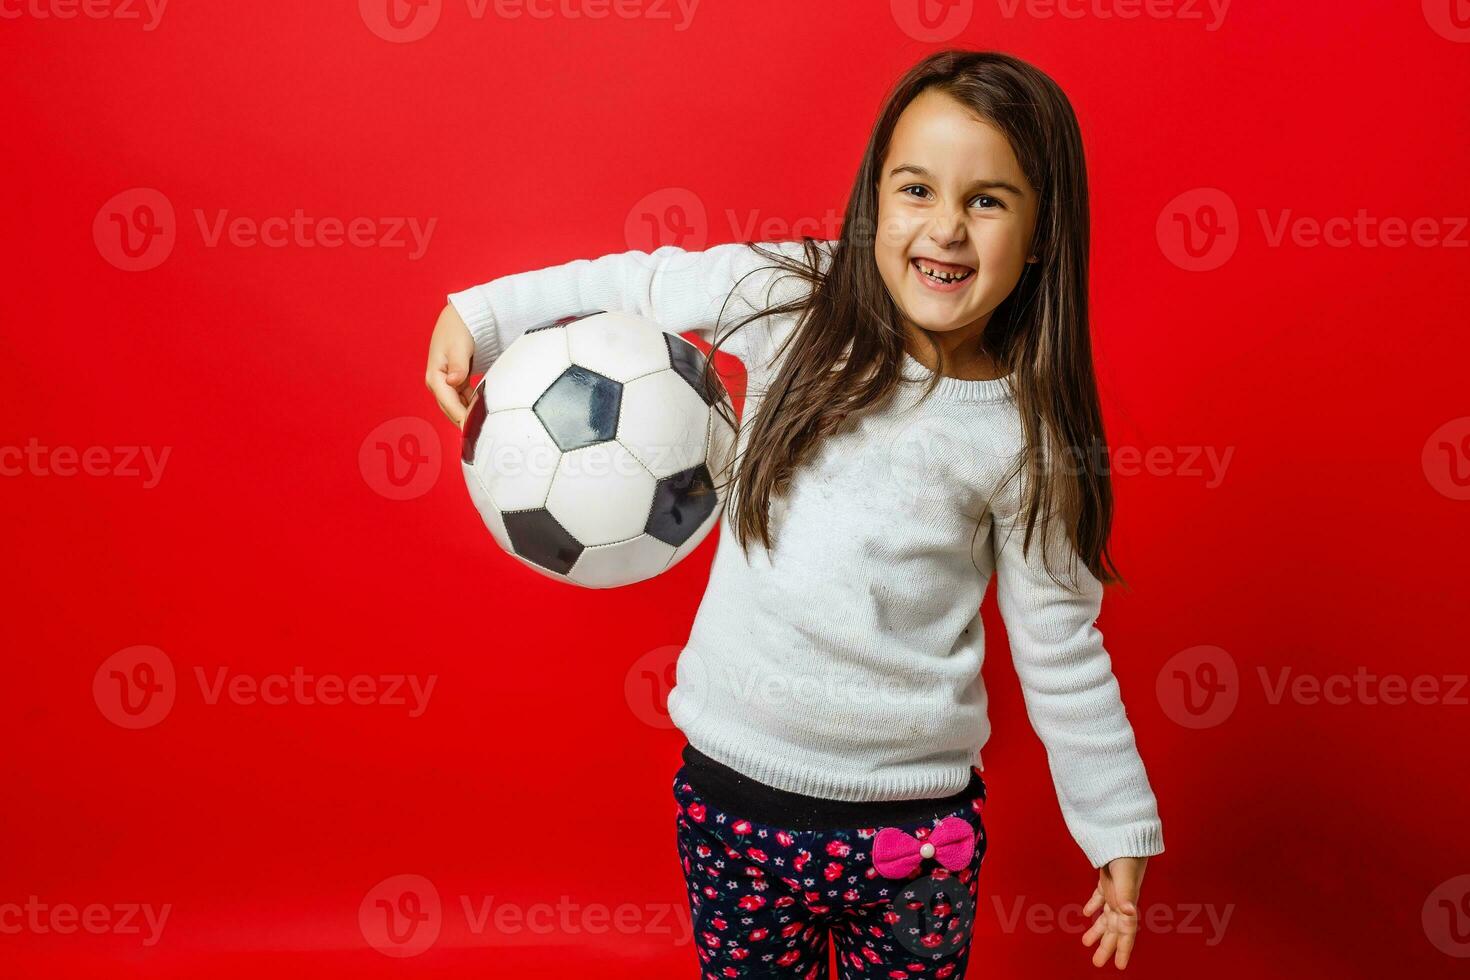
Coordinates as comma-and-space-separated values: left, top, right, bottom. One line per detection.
888, 164, 1025, 197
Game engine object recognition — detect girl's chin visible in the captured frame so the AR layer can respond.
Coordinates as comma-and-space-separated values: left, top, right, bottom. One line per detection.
904, 315, 975, 335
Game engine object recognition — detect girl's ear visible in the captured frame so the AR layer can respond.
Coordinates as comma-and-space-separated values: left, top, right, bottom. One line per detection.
1026, 255, 1040, 263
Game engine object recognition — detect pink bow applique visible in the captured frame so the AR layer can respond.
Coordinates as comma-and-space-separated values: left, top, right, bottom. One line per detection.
872, 817, 976, 879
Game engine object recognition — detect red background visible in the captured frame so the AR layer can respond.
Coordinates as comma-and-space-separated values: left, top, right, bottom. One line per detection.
3, 1, 1468, 977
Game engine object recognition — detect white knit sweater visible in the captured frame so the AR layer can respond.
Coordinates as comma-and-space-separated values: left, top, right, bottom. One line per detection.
448, 239, 1165, 868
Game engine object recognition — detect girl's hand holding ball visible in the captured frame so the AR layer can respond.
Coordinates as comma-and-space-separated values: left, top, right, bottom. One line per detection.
425, 302, 475, 427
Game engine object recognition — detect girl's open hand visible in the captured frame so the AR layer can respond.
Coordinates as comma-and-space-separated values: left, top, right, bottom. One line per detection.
1081, 855, 1148, 969
425, 302, 475, 427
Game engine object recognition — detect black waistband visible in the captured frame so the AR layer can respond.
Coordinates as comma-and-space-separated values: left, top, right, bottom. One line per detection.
678, 743, 986, 832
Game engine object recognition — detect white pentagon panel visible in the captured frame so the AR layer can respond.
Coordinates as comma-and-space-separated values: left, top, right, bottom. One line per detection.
461, 462, 513, 554
470, 408, 562, 512
564, 311, 673, 383
568, 535, 676, 589
481, 327, 571, 413
545, 441, 656, 546
617, 368, 711, 479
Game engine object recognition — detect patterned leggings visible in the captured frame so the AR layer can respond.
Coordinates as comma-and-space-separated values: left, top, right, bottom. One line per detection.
672, 765, 988, 979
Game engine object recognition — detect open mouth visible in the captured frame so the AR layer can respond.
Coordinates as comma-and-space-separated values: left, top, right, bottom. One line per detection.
911, 257, 975, 289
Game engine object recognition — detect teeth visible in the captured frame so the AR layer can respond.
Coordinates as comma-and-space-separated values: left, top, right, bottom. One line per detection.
915, 260, 973, 282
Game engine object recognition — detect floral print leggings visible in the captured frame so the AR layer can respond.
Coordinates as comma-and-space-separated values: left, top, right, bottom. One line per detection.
672, 765, 988, 979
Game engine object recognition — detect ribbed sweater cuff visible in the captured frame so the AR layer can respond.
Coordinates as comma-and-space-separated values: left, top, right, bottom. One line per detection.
447, 286, 501, 377
1079, 819, 1165, 869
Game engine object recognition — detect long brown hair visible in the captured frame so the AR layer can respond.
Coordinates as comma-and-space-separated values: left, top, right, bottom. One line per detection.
698, 49, 1123, 590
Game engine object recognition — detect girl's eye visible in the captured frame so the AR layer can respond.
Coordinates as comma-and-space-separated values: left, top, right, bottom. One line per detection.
900, 186, 1004, 209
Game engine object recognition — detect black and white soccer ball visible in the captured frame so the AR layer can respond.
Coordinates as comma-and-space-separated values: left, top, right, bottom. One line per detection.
460, 310, 737, 588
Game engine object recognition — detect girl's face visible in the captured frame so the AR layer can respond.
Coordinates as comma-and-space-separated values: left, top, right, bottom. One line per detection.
874, 89, 1039, 362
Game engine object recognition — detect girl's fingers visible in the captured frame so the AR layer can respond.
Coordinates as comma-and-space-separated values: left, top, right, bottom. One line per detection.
1083, 886, 1104, 916
1114, 925, 1137, 969
427, 363, 468, 425
1081, 912, 1103, 947
1092, 924, 1118, 968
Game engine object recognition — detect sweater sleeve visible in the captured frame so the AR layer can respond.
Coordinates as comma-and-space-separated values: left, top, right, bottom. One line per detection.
446, 239, 829, 377
990, 507, 1166, 869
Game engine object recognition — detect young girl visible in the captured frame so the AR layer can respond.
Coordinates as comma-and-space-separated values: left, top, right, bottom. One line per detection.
425, 49, 1163, 977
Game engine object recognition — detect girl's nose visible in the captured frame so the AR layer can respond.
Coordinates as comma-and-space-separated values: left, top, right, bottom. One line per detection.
927, 214, 966, 251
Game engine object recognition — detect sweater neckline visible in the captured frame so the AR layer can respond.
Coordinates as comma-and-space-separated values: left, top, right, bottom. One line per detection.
900, 350, 1015, 403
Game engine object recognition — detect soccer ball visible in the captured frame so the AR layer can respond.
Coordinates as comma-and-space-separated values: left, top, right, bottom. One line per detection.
460, 310, 738, 589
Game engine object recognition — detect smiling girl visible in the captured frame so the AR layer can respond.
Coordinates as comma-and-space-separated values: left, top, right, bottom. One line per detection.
426, 49, 1164, 976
